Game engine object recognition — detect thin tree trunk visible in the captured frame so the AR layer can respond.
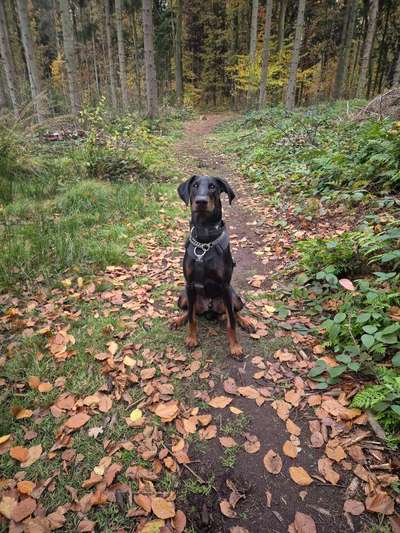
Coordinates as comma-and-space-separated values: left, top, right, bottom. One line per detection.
258, 0, 273, 108
393, 49, 400, 87
372, 3, 390, 96
247, 0, 259, 102
277, 0, 288, 54
356, 0, 379, 97
132, 10, 142, 105
16, 0, 47, 122
142, 0, 158, 118
285, 0, 306, 111
104, 0, 117, 109
332, 0, 356, 100
175, 0, 183, 106
0, 67, 7, 112
115, 0, 128, 109
0, 1, 18, 116
59, 0, 80, 115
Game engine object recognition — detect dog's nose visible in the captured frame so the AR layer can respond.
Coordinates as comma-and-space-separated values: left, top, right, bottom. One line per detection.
195, 197, 208, 207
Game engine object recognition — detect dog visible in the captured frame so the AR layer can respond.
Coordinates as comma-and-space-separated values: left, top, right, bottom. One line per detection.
170, 175, 255, 358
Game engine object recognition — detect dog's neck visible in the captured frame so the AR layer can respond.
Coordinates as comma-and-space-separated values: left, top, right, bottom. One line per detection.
190, 209, 224, 243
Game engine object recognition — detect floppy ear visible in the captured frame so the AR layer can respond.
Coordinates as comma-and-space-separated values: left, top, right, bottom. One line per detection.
216, 177, 236, 205
177, 175, 196, 205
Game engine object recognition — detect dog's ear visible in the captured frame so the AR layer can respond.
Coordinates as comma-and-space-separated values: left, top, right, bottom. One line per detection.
178, 175, 196, 205
216, 177, 236, 205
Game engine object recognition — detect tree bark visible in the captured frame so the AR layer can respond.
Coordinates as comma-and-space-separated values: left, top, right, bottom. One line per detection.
175, 0, 183, 106
131, 10, 142, 105
356, 0, 379, 97
115, 0, 128, 109
393, 49, 400, 87
0, 1, 18, 116
142, 0, 158, 118
247, 0, 259, 103
16, 0, 47, 122
59, 0, 80, 115
277, 0, 288, 55
258, 0, 273, 108
0, 67, 7, 112
332, 0, 357, 100
285, 0, 306, 111
105, 0, 117, 108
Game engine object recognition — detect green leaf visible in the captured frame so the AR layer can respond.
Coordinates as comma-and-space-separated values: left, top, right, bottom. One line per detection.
336, 354, 351, 364
334, 312, 346, 324
313, 381, 329, 390
308, 365, 326, 378
390, 405, 400, 416
348, 362, 360, 371
357, 313, 371, 324
363, 325, 378, 334
327, 365, 347, 378
392, 353, 400, 367
381, 323, 400, 336
361, 334, 375, 350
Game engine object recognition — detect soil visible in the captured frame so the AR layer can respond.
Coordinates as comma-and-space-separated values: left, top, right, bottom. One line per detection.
172, 115, 375, 533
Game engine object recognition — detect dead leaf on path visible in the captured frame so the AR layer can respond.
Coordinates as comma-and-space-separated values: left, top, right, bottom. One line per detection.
38, 382, 53, 393
288, 511, 317, 533
208, 396, 232, 408
321, 399, 361, 421
28, 376, 41, 389
219, 499, 237, 518
17, 480, 35, 495
343, 499, 365, 516
263, 450, 282, 474
229, 406, 242, 415
283, 441, 298, 459
285, 390, 302, 407
107, 341, 118, 355
198, 414, 212, 426
286, 419, 301, 436
219, 436, 237, 448
130, 408, 143, 423
275, 349, 297, 362
0, 496, 17, 519
272, 399, 291, 421
14, 408, 33, 420
230, 528, 249, 533
325, 440, 346, 462
11, 497, 37, 522
318, 457, 340, 485
141, 367, 156, 380
134, 494, 152, 513
66, 412, 90, 429
365, 490, 394, 515
265, 490, 272, 507
154, 401, 179, 422
47, 510, 66, 529
289, 467, 313, 486
354, 464, 370, 482
173, 510, 186, 533
244, 436, 260, 454
0, 434, 10, 445
10, 446, 29, 462
199, 425, 217, 440
78, 519, 96, 532
223, 378, 238, 395
310, 432, 324, 448
151, 497, 175, 519
237, 386, 259, 400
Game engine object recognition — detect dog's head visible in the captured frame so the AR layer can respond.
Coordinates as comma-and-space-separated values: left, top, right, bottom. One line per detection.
177, 175, 235, 214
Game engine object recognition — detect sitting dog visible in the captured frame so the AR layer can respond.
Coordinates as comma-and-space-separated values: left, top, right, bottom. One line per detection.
171, 175, 255, 358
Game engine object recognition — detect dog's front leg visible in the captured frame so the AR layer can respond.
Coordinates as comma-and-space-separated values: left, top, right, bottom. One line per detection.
186, 284, 198, 349
222, 287, 243, 358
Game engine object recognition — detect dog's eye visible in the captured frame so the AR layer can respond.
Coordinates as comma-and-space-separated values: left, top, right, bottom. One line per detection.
209, 184, 215, 190
192, 183, 199, 189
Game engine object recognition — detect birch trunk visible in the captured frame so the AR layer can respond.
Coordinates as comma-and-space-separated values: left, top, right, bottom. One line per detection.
332, 0, 356, 99
175, 0, 183, 106
277, 0, 288, 54
258, 0, 273, 108
285, 0, 306, 111
59, 0, 80, 115
16, 0, 47, 122
142, 0, 158, 118
104, 0, 117, 109
0, 1, 18, 116
356, 0, 379, 97
115, 0, 128, 109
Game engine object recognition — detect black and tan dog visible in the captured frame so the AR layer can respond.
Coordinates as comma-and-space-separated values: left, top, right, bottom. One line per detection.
171, 175, 255, 358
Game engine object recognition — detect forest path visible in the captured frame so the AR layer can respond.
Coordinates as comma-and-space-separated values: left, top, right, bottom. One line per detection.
170, 114, 372, 533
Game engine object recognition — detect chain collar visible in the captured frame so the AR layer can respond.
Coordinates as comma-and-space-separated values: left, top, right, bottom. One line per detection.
189, 226, 226, 260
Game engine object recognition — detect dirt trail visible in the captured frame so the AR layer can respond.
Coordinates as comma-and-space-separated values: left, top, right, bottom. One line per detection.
172, 115, 371, 533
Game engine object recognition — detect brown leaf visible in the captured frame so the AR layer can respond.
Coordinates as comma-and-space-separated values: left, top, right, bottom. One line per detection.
237, 386, 259, 400
343, 499, 365, 516
17, 480, 35, 495
325, 441, 346, 462
11, 497, 37, 522
0, 496, 17, 519
219, 436, 237, 448
21, 444, 43, 467
365, 490, 394, 515
263, 450, 282, 474
38, 382, 53, 393
208, 396, 232, 408
107, 341, 118, 355
282, 440, 298, 459
318, 457, 340, 485
286, 419, 301, 436
78, 519, 96, 532
134, 494, 152, 513
289, 511, 317, 533
229, 528, 249, 533
223, 378, 238, 395
154, 401, 179, 422
104, 463, 122, 486
151, 497, 175, 519
173, 510, 187, 533
339, 279, 356, 291
285, 390, 302, 407
219, 499, 236, 518
15, 408, 33, 419
65, 412, 90, 429
47, 510, 67, 529
10, 446, 29, 462
28, 376, 41, 389
141, 367, 156, 380
289, 467, 313, 486
244, 438, 260, 454
310, 432, 324, 448
199, 425, 217, 440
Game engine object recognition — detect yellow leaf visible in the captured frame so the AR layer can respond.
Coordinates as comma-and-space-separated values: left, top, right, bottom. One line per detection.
0, 435, 11, 445
129, 408, 143, 423
151, 497, 175, 519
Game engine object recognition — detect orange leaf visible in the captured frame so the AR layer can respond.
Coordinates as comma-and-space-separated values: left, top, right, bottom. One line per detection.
11, 497, 37, 523
263, 450, 282, 474
219, 436, 237, 448
208, 396, 232, 408
219, 499, 236, 518
66, 412, 91, 429
17, 480, 35, 495
365, 490, 394, 515
318, 457, 340, 485
10, 446, 29, 462
173, 510, 187, 533
289, 511, 316, 533
282, 440, 298, 459
343, 499, 365, 516
38, 382, 53, 393
151, 497, 175, 519
289, 467, 313, 486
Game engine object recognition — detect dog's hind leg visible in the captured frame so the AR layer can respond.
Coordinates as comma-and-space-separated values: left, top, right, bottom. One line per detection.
236, 313, 257, 333
185, 285, 198, 349
222, 287, 243, 359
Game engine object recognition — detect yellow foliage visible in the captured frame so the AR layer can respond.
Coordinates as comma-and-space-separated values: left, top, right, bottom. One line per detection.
50, 55, 65, 88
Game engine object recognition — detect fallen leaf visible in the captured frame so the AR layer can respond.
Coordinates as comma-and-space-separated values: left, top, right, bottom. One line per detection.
173, 510, 187, 533
10, 446, 29, 462
38, 382, 53, 393
199, 425, 217, 440
286, 419, 301, 436
65, 412, 90, 429
0, 434, 10, 445
219, 436, 237, 448
223, 378, 238, 395
141, 519, 165, 533
78, 519, 96, 532
343, 499, 365, 516
237, 386, 259, 399
134, 494, 152, 513
318, 457, 340, 485
219, 499, 237, 518
17, 480, 35, 495
289, 511, 317, 533
244, 438, 260, 454
0, 496, 17, 519
47, 510, 67, 529
289, 467, 313, 486
283, 441, 298, 459
11, 497, 37, 522
141, 367, 156, 380
263, 450, 282, 474
365, 490, 394, 515
151, 497, 175, 519
107, 341, 118, 355
230, 528, 249, 533
28, 376, 41, 389
339, 279, 356, 291
154, 402, 179, 422
15, 408, 33, 420
130, 408, 143, 423
229, 406, 242, 415
208, 396, 232, 408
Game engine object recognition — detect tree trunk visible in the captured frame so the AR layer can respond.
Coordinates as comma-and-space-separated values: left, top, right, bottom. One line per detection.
332, 0, 357, 100
115, 0, 128, 109
258, 0, 273, 108
0, 1, 18, 116
175, 0, 183, 106
356, 0, 379, 97
131, 10, 142, 105
16, 0, 47, 122
285, 0, 306, 111
247, 0, 259, 103
393, 49, 400, 87
59, 0, 80, 115
0, 67, 7, 112
104, 0, 118, 109
277, 0, 288, 54
142, 0, 158, 118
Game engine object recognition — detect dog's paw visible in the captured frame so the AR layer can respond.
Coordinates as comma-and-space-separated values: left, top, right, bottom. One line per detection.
238, 315, 257, 333
229, 343, 244, 359
185, 335, 199, 350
